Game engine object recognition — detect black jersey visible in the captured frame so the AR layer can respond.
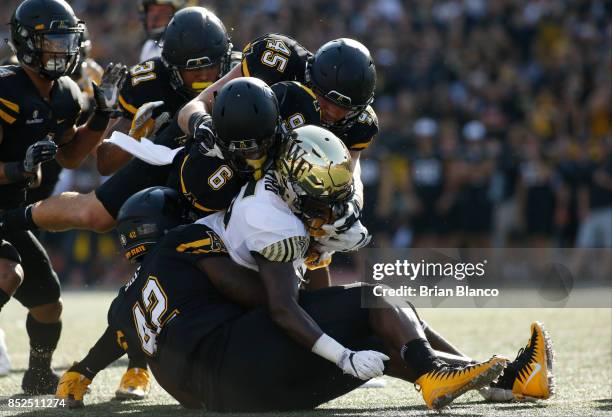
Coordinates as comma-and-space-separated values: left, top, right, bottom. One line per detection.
241, 33, 311, 85
330, 105, 379, 152
272, 81, 321, 131
241, 34, 378, 152
118, 57, 186, 120
107, 223, 244, 359
0, 65, 82, 208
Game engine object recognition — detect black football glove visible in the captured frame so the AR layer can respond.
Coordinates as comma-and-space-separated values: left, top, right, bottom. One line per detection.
23, 140, 58, 172
189, 112, 216, 151
95, 62, 128, 111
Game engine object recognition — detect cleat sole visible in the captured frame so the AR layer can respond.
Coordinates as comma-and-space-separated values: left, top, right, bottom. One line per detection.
432, 361, 506, 410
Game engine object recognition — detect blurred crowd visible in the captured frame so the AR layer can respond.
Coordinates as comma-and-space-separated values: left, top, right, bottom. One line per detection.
1, 0, 611, 285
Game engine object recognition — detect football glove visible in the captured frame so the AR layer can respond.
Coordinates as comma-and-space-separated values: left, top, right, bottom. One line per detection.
23, 140, 58, 172
189, 112, 216, 150
128, 101, 170, 140
95, 62, 127, 110
328, 197, 361, 234
319, 220, 371, 252
338, 349, 389, 380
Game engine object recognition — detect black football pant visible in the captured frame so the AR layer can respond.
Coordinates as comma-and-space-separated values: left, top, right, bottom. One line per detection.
190, 284, 387, 412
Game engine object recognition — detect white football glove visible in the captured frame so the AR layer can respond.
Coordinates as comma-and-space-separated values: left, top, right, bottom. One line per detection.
97, 62, 127, 108
338, 349, 390, 380
328, 197, 361, 234
319, 220, 371, 252
129, 101, 171, 140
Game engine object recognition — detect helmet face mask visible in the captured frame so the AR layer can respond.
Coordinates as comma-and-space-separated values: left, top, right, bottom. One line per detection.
10, 0, 84, 80
275, 125, 354, 236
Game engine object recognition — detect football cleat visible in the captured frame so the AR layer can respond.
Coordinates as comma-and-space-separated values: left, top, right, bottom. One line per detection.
0, 328, 11, 376
482, 321, 555, 402
22, 367, 60, 395
115, 367, 151, 400
56, 370, 92, 408
416, 356, 507, 410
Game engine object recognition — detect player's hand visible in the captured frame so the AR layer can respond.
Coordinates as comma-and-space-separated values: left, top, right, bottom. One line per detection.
328, 197, 361, 234
190, 112, 216, 151
338, 349, 389, 380
94, 62, 128, 111
129, 101, 170, 140
319, 220, 371, 252
23, 140, 58, 173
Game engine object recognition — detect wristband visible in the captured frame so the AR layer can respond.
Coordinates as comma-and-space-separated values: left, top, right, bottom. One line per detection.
188, 111, 209, 137
3, 161, 28, 183
311, 333, 347, 365
87, 110, 111, 132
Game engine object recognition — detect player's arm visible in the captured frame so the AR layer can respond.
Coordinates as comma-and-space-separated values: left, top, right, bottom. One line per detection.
303, 267, 331, 290
0, 125, 50, 186
254, 252, 388, 379
178, 64, 242, 135
350, 150, 364, 209
253, 252, 323, 347
196, 256, 267, 308
56, 64, 127, 169
95, 117, 132, 175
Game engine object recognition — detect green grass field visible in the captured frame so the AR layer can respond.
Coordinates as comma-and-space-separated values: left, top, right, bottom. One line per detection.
0, 291, 610, 416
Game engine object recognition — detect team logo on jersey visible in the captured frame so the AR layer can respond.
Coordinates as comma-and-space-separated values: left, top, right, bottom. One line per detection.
26, 109, 43, 125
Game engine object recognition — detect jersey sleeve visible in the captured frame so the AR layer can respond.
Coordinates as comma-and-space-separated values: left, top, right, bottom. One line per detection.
118, 59, 162, 118
241, 34, 311, 85
338, 105, 379, 151
272, 81, 321, 131
0, 239, 21, 263
54, 76, 84, 128
242, 201, 309, 263
0, 68, 22, 127
168, 223, 228, 264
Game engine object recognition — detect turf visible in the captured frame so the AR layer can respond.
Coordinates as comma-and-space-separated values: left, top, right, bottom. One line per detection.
0, 291, 610, 416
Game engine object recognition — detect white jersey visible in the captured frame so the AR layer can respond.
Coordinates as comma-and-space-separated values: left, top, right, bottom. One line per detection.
139, 39, 162, 62
199, 171, 309, 272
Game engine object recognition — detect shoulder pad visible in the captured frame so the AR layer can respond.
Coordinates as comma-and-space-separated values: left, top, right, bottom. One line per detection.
273, 81, 321, 131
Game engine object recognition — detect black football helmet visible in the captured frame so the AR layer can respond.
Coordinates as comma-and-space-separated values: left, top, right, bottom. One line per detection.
139, 0, 197, 40
212, 77, 282, 180
305, 38, 376, 130
161, 7, 232, 98
9, 0, 84, 80
116, 187, 186, 263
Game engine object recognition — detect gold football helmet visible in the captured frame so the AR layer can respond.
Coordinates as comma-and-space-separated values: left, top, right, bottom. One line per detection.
276, 125, 353, 236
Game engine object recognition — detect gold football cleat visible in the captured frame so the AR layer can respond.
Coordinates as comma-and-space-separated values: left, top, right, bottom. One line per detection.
511, 321, 555, 400
55, 370, 92, 408
416, 356, 507, 410
115, 367, 151, 400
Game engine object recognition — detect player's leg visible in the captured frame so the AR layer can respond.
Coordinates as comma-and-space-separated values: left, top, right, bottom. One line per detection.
9, 231, 63, 395
0, 157, 173, 234
0, 240, 25, 376
56, 326, 127, 408
114, 341, 151, 401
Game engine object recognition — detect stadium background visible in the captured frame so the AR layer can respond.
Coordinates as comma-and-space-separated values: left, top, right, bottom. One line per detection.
0, 0, 610, 288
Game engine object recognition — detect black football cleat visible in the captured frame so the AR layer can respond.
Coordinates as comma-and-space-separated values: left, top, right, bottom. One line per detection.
22, 367, 60, 395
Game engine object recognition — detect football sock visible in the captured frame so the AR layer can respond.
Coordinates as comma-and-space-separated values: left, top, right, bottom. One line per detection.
0, 289, 10, 312
127, 353, 148, 370
400, 338, 440, 378
71, 327, 125, 380
26, 313, 61, 371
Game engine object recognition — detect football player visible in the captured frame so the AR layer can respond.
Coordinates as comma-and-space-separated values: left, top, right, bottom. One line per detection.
0, 0, 124, 394
53, 77, 283, 402
138, 0, 197, 62
179, 35, 378, 237
99, 131, 508, 412
97, 6, 239, 175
